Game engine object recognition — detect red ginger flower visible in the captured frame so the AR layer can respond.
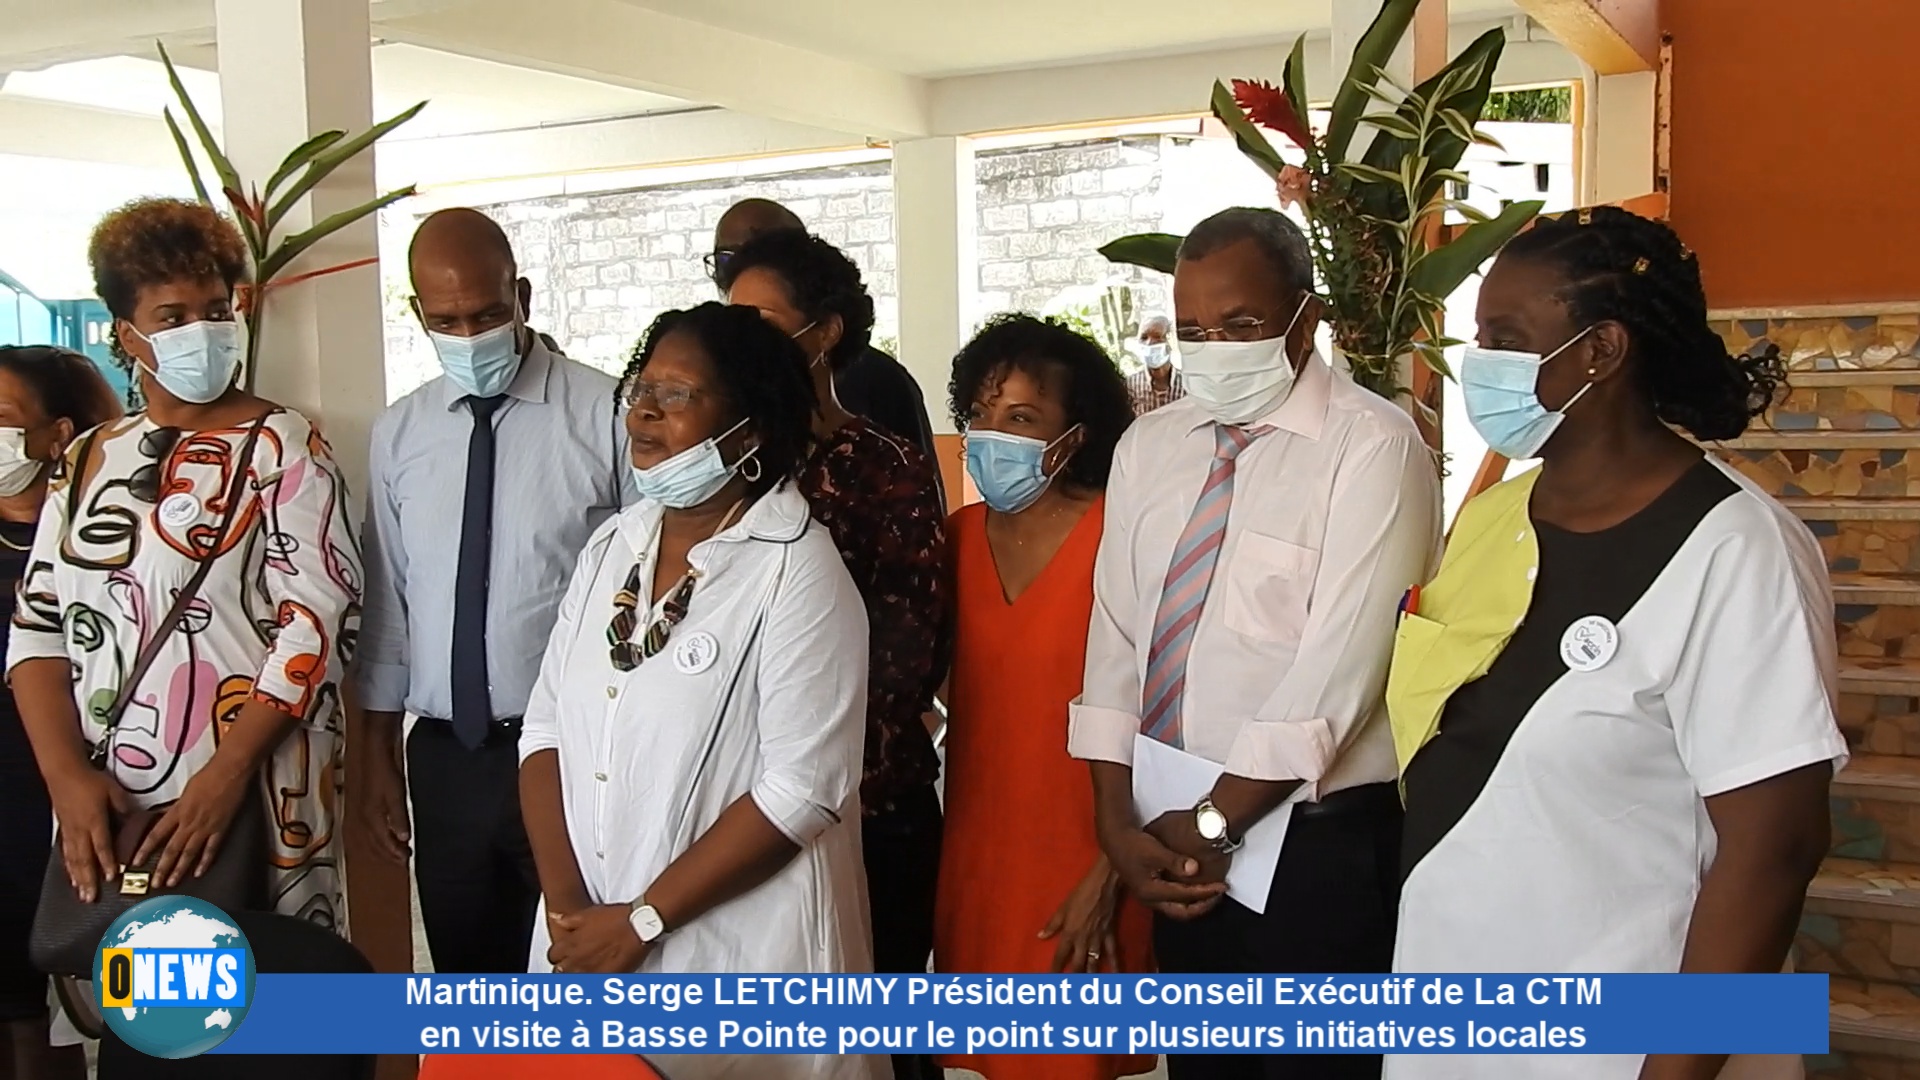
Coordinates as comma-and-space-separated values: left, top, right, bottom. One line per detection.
1231, 78, 1312, 150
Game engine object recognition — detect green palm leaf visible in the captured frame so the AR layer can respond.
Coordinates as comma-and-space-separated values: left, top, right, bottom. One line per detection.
1325, 0, 1421, 161
1098, 232, 1184, 275
267, 101, 426, 232
260, 186, 418, 282
1405, 199, 1543, 299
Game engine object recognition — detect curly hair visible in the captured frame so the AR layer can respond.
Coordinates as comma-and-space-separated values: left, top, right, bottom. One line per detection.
948, 313, 1134, 491
1497, 206, 1784, 442
89, 198, 250, 321
721, 229, 875, 373
618, 303, 817, 498
0, 346, 123, 432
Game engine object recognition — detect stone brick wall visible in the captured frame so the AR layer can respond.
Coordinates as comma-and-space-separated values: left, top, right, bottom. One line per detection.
489, 162, 897, 375
973, 135, 1169, 321
381, 135, 1173, 396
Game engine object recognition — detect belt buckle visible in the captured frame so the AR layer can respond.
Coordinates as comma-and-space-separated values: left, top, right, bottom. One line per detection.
120, 870, 151, 897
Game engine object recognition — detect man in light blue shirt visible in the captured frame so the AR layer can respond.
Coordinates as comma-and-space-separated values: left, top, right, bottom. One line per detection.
357, 208, 633, 973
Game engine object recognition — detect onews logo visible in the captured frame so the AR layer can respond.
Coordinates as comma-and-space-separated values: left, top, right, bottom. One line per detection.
93, 896, 256, 1059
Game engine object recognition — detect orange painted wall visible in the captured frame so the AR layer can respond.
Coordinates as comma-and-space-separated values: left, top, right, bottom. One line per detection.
1666, 0, 1920, 308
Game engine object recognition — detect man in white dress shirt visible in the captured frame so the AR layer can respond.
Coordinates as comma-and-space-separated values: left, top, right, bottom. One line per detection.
1073, 207, 1441, 1080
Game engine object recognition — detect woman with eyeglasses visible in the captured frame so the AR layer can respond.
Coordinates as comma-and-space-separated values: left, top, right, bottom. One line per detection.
933, 316, 1153, 1080
518, 304, 878, 1079
724, 230, 948, 1079
0, 347, 119, 1079
8, 199, 362, 934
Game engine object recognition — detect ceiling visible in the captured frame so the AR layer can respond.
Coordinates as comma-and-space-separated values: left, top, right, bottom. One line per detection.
624, 0, 1524, 77
1, 44, 687, 139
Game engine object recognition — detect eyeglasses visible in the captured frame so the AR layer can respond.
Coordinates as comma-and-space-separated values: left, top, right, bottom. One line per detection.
703, 249, 737, 283
622, 379, 713, 413
1175, 317, 1272, 344
607, 561, 698, 672
126, 426, 183, 504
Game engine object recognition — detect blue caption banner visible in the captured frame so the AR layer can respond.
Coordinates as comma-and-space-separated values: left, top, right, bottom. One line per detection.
209, 974, 1829, 1056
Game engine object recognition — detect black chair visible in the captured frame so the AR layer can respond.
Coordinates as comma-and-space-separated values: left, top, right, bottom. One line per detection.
96, 911, 376, 1079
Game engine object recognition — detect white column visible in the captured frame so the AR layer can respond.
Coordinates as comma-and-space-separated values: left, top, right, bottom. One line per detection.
891, 136, 977, 437
1586, 69, 1657, 204
215, 0, 387, 491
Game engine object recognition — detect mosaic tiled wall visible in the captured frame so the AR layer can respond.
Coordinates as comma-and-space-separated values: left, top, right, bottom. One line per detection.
1717, 311, 1920, 373
1801, 905, 1920, 984
1713, 311, 1920, 503
1841, 695, 1920, 756
1773, 384, 1920, 432
1839, 601, 1920, 661
1811, 519, 1920, 576
1724, 447, 1920, 500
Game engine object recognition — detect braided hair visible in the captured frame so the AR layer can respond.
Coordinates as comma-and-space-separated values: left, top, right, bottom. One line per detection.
1499, 206, 1784, 441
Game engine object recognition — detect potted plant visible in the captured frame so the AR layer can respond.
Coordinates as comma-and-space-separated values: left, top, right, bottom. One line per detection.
1100, 0, 1544, 408
156, 44, 424, 391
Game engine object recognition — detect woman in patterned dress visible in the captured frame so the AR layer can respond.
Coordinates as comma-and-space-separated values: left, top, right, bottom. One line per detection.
8, 198, 362, 932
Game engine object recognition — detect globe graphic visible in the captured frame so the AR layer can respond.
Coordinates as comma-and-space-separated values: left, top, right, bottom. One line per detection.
93, 896, 256, 1059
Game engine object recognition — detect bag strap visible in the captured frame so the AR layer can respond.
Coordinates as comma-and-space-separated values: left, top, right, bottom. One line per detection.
92, 414, 271, 768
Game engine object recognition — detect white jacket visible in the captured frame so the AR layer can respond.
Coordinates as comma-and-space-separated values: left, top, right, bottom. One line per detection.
520, 484, 884, 1080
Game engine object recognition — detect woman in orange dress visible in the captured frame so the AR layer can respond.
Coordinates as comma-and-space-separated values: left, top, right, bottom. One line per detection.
934, 314, 1153, 1080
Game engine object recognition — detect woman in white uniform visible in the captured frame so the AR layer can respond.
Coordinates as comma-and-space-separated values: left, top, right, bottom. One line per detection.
1385, 208, 1846, 1080
517, 302, 880, 1080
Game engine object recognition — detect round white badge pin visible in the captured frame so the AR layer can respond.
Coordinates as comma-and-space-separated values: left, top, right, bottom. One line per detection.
673, 631, 719, 675
158, 492, 200, 528
1559, 615, 1618, 673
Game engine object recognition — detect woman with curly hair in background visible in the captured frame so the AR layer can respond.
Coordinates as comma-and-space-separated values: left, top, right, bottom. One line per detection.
725, 229, 949, 1080
8, 198, 363, 937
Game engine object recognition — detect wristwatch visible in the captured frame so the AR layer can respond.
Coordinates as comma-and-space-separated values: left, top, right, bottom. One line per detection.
1194, 797, 1241, 854
627, 899, 667, 944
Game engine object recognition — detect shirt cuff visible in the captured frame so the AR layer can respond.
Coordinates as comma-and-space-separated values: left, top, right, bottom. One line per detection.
751, 782, 840, 847
1068, 700, 1141, 767
1692, 734, 1851, 799
518, 728, 559, 765
5, 627, 67, 676
355, 660, 410, 714
1224, 716, 1337, 795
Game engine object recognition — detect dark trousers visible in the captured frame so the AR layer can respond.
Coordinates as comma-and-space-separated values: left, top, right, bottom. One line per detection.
1154, 783, 1404, 1080
407, 720, 540, 974
862, 783, 943, 1080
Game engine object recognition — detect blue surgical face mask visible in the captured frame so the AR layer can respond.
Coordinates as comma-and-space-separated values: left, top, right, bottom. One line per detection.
1460, 327, 1594, 460
430, 320, 523, 399
132, 319, 245, 405
631, 417, 756, 510
966, 425, 1080, 514
1138, 342, 1171, 369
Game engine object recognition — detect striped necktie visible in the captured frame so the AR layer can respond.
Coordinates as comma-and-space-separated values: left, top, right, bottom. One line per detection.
1141, 423, 1271, 748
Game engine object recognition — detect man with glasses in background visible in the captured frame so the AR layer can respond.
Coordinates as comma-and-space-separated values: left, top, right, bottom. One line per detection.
357, 207, 635, 973
710, 197, 944, 507
1073, 207, 1439, 1080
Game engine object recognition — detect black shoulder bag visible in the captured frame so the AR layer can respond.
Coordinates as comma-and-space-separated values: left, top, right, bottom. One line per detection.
29, 415, 272, 978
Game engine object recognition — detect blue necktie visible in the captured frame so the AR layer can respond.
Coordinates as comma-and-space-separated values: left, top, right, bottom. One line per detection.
452, 395, 503, 750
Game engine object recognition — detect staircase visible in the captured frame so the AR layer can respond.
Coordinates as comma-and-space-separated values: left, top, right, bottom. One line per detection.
1711, 306, 1920, 1078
